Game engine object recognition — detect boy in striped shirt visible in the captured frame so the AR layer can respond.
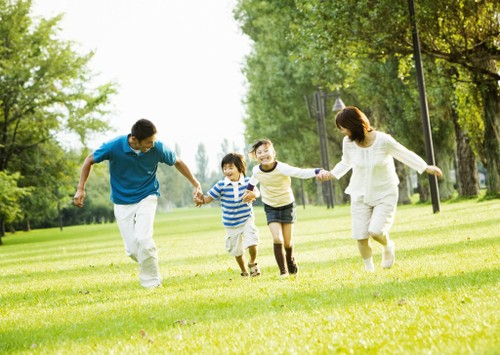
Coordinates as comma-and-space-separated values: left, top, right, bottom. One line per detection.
195, 153, 261, 277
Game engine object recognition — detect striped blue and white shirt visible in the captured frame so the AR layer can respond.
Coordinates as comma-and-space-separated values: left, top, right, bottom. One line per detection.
208, 176, 253, 228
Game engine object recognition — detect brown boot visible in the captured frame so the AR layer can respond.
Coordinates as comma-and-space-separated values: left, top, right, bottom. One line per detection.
285, 244, 299, 274
273, 244, 288, 276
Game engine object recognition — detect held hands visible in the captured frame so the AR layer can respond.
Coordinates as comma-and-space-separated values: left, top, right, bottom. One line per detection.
425, 165, 443, 177
316, 169, 333, 182
242, 190, 257, 203
193, 186, 204, 207
193, 195, 205, 207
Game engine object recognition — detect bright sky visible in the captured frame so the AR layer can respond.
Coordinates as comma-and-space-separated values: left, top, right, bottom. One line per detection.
31, 0, 251, 172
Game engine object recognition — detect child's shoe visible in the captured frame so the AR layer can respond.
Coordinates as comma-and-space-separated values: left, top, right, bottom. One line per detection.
287, 258, 299, 274
248, 263, 261, 277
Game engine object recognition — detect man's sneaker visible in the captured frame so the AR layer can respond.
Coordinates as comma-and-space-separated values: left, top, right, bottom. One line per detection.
382, 240, 395, 268
287, 258, 299, 275
248, 263, 261, 277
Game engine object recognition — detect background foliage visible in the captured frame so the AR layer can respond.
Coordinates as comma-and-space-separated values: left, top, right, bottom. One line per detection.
0, 0, 499, 238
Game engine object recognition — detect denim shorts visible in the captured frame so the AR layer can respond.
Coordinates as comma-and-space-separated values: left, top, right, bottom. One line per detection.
264, 202, 296, 225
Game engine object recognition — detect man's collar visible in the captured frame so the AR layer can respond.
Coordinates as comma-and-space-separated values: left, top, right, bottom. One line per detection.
122, 135, 134, 153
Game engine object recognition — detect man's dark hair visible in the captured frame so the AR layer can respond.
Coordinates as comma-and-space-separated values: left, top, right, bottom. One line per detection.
131, 119, 157, 141
221, 153, 247, 176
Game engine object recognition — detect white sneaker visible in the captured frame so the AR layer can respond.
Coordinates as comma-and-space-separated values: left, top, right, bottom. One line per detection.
382, 240, 395, 268
363, 258, 375, 272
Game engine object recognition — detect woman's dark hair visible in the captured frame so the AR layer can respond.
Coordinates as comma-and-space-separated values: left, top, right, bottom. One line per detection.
131, 119, 157, 141
335, 106, 372, 142
221, 153, 246, 176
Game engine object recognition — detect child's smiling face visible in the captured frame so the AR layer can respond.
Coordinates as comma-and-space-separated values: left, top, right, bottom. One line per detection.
223, 163, 241, 182
255, 143, 276, 167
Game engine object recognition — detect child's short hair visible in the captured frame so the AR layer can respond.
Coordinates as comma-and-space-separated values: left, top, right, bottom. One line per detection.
221, 153, 246, 176
249, 139, 273, 161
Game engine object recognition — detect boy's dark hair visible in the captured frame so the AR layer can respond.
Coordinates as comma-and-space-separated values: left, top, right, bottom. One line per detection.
131, 119, 157, 141
335, 106, 372, 143
221, 153, 246, 176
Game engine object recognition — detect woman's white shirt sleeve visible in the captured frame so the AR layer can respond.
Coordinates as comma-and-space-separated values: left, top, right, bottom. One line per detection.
330, 133, 428, 203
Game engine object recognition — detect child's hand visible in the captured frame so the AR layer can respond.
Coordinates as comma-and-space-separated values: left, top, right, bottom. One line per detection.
242, 190, 256, 203
193, 195, 205, 207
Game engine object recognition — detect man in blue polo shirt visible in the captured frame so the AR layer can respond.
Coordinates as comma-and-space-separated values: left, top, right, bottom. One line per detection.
74, 119, 202, 288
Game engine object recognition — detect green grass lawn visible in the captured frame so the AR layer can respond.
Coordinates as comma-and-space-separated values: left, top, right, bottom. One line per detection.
1, 199, 499, 354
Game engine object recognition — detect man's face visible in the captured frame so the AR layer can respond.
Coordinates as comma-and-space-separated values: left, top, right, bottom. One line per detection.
137, 134, 156, 153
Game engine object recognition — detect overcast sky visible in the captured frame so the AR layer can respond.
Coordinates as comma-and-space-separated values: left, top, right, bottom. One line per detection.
31, 0, 251, 171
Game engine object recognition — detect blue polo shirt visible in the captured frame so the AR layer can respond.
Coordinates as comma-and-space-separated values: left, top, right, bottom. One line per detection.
93, 135, 177, 205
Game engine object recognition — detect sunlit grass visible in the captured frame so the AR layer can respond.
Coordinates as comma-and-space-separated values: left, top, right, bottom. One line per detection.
1, 199, 499, 354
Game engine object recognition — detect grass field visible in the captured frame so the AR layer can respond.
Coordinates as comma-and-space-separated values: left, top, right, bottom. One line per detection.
1, 198, 499, 354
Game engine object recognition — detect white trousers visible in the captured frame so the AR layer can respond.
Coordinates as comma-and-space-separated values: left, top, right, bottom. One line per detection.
114, 195, 161, 288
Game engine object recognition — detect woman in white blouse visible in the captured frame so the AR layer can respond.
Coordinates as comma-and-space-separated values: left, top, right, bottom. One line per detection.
320, 106, 442, 271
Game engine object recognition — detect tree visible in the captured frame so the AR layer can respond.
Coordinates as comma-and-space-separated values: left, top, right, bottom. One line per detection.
0, 171, 31, 239
195, 143, 211, 192
0, 0, 116, 233
158, 143, 195, 209
291, 0, 499, 196
235, 0, 326, 204
0, 0, 116, 171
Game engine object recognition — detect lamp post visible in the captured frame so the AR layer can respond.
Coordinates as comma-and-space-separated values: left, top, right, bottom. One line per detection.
408, 0, 440, 213
305, 89, 345, 208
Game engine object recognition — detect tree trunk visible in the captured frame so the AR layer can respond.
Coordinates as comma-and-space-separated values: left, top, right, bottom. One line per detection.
477, 67, 500, 197
417, 176, 430, 202
396, 161, 412, 204
451, 105, 479, 198
0, 218, 5, 239
435, 149, 454, 200
24, 215, 31, 232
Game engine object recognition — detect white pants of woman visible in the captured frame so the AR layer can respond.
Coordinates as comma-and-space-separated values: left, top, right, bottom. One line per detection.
114, 195, 161, 288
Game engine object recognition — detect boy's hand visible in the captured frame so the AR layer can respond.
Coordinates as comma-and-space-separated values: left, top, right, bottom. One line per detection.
193, 195, 204, 207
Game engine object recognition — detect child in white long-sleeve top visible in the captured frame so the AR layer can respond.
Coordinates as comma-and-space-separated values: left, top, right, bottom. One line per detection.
243, 139, 325, 277
319, 106, 442, 271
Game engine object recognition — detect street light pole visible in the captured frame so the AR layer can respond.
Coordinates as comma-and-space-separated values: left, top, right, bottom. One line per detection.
313, 89, 334, 208
408, 0, 440, 213
305, 89, 345, 208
